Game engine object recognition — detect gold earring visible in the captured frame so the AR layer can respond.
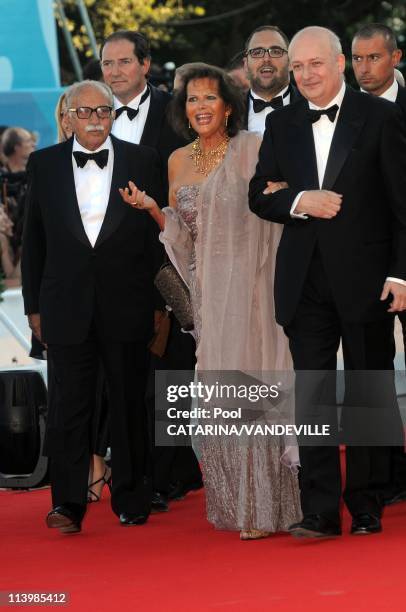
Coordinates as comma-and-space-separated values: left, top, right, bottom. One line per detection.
225, 114, 229, 127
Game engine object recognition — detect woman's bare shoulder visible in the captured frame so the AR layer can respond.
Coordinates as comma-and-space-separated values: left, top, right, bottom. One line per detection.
169, 144, 192, 168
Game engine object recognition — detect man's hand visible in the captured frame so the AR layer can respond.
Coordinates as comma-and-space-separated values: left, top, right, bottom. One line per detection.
380, 281, 406, 313
295, 190, 343, 219
28, 313, 42, 342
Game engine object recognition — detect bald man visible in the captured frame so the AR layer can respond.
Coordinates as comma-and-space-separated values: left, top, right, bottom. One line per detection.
250, 26, 406, 538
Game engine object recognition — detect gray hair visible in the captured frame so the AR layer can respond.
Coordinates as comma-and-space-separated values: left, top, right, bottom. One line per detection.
289, 26, 342, 58
65, 80, 113, 109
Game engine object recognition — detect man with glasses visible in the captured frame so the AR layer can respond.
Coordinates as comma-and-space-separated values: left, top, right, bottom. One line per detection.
244, 25, 301, 133
21, 80, 164, 533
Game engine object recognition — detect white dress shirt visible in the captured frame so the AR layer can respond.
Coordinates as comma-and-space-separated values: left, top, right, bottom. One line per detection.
111, 84, 151, 144
248, 84, 290, 134
291, 81, 405, 286
72, 136, 114, 247
291, 81, 346, 218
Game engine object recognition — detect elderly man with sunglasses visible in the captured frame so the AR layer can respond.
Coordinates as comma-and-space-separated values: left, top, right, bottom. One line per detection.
243, 25, 301, 133
21, 80, 164, 533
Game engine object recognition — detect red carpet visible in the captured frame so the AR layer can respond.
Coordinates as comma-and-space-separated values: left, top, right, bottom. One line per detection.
1, 486, 405, 611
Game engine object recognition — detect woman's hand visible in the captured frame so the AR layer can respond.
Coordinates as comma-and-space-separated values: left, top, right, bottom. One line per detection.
262, 180, 289, 195
119, 181, 158, 211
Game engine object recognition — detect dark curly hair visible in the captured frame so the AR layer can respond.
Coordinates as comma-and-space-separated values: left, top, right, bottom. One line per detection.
168, 64, 246, 140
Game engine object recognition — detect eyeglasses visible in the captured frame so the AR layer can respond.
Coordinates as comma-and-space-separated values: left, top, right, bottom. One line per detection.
68, 106, 113, 119
246, 46, 288, 59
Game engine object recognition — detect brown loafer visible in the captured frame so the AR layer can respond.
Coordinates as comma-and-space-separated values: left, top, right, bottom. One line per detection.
46, 506, 83, 534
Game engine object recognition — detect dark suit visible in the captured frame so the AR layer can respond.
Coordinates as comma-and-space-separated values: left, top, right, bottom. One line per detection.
137, 85, 201, 495
22, 135, 164, 517
386, 84, 406, 500
396, 84, 406, 118
139, 84, 186, 199
243, 83, 301, 129
249, 86, 406, 521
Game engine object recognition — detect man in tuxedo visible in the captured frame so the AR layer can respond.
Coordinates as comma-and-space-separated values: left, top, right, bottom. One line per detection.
243, 25, 301, 133
249, 26, 406, 537
352, 23, 406, 507
101, 30, 202, 508
100, 30, 184, 196
22, 80, 164, 533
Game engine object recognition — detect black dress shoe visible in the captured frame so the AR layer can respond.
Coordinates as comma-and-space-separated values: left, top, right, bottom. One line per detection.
46, 504, 84, 534
350, 514, 382, 535
119, 513, 148, 526
168, 479, 204, 501
289, 515, 342, 539
384, 489, 406, 506
151, 491, 169, 513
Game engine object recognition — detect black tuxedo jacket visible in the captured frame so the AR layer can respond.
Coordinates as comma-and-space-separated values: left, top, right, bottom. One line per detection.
243, 83, 301, 129
249, 86, 406, 326
22, 135, 164, 345
396, 84, 406, 120
140, 84, 186, 199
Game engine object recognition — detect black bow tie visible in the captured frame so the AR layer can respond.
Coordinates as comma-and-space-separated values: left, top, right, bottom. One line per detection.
251, 95, 283, 113
73, 149, 109, 169
307, 104, 339, 124
115, 87, 150, 121
250, 86, 290, 113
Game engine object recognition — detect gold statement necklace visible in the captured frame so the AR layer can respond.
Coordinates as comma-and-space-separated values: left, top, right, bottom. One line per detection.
190, 135, 230, 177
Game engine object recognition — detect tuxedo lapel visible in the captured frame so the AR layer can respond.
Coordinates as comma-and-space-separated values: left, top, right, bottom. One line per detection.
140, 85, 163, 148
322, 87, 365, 190
395, 85, 406, 120
94, 135, 128, 248
289, 83, 302, 102
60, 138, 92, 248
288, 99, 319, 188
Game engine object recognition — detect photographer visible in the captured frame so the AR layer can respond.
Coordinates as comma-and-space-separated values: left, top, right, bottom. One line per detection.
0, 127, 36, 283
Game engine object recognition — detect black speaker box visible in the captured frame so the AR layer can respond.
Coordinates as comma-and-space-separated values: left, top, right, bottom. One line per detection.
0, 370, 48, 488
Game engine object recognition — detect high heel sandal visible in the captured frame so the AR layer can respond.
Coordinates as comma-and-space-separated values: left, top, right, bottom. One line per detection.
87, 467, 112, 503
240, 529, 271, 540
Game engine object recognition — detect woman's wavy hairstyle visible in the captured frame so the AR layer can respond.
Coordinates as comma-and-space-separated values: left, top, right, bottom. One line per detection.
168, 63, 246, 140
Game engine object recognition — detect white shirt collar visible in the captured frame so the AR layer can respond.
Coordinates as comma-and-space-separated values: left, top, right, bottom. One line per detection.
72, 135, 112, 154
113, 84, 148, 110
309, 80, 346, 110
250, 83, 290, 101
378, 79, 398, 102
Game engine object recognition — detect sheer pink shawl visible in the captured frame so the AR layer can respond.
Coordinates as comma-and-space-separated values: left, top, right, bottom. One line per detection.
161, 131, 297, 463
